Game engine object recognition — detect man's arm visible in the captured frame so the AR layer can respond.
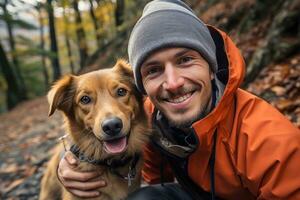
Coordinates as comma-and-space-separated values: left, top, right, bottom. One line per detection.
57, 151, 106, 198
235, 96, 300, 199
247, 131, 300, 199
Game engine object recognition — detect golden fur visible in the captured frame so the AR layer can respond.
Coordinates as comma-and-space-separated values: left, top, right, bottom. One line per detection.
39, 60, 151, 200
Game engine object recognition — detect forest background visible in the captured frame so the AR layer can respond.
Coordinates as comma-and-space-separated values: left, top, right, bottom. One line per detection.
0, 0, 143, 112
0, 0, 299, 199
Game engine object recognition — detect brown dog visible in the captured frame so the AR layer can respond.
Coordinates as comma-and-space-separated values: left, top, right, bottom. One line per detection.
39, 60, 151, 200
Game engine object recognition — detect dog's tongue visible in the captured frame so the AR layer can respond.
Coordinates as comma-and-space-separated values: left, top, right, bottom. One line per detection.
104, 137, 127, 154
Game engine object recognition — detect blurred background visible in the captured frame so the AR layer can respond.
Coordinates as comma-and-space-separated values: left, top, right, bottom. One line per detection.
0, 0, 299, 199
0, 0, 147, 112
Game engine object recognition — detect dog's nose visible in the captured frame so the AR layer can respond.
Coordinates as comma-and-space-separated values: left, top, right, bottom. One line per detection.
101, 117, 123, 136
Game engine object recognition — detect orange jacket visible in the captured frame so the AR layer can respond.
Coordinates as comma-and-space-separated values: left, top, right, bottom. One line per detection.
142, 27, 300, 200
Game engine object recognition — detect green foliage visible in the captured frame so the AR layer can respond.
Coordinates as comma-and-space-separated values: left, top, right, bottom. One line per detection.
0, 11, 37, 30
85, 0, 149, 68
17, 35, 56, 59
21, 60, 48, 98
12, 18, 37, 30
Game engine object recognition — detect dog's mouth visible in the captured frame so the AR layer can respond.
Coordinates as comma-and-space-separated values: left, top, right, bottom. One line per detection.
103, 136, 128, 154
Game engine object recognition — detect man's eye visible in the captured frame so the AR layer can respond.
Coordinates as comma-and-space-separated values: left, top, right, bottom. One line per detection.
117, 88, 127, 97
80, 96, 91, 104
141, 65, 162, 80
148, 68, 158, 75
146, 66, 161, 76
179, 56, 193, 64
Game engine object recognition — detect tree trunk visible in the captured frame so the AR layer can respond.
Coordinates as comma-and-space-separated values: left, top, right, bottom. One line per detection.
46, 0, 61, 81
0, 41, 23, 109
2, 0, 27, 100
63, 6, 75, 74
72, 0, 89, 69
115, 0, 125, 27
37, 4, 49, 91
89, 0, 102, 48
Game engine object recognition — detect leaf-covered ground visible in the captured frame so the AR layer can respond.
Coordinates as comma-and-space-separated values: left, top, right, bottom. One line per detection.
247, 54, 300, 127
0, 97, 64, 199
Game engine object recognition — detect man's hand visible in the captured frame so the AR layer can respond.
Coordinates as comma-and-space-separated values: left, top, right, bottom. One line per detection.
57, 151, 106, 198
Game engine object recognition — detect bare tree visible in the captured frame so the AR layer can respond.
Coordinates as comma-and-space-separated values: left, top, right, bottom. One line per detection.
62, 1, 75, 74
115, 0, 125, 27
36, 2, 49, 90
89, 0, 102, 48
72, 0, 89, 69
46, 0, 61, 81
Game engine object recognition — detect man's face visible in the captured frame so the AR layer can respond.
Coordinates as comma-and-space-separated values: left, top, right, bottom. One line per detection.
141, 47, 214, 127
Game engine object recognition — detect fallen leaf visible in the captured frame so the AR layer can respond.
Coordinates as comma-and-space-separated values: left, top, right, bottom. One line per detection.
277, 98, 300, 111
276, 99, 295, 110
270, 86, 286, 96
0, 163, 19, 173
22, 166, 37, 177
3, 178, 25, 193
291, 58, 299, 65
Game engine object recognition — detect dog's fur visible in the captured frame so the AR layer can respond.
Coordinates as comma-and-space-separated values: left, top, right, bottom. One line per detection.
39, 60, 151, 200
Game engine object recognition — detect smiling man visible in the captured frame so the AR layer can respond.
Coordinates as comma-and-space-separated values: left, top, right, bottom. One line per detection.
56, 0, 300, 199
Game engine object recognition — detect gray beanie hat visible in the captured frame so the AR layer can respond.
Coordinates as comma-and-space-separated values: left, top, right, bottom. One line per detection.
128, 0, 218, 94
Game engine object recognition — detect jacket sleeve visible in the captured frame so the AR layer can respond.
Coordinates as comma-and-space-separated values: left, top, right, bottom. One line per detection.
236, 96, 300, 199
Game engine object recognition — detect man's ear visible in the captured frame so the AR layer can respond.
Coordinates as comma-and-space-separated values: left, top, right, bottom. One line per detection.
210, 68, 215, 81
47, 75, 76, 116
114, 59, 134, 81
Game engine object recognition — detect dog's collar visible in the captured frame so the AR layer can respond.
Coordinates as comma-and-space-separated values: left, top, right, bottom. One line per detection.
70, 144, 140, 186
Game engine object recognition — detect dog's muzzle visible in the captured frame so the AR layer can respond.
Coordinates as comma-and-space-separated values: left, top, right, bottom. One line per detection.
101, 117, 130, 154
101, 117, 123, 137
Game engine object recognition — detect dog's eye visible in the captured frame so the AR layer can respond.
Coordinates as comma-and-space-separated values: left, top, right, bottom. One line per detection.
117, 88, 127, 97
80, 96, 91, 104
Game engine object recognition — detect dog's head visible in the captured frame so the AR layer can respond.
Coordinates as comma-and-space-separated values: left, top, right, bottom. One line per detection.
48, 60, 149, 158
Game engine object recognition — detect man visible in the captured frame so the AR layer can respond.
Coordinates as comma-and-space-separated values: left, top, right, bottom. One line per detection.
56, 0, 300, 199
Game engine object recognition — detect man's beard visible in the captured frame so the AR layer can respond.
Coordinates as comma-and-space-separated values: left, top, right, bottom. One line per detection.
164, 97, 212, 128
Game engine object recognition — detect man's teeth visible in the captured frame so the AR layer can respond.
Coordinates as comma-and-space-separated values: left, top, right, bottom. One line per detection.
167, 93, 192, 103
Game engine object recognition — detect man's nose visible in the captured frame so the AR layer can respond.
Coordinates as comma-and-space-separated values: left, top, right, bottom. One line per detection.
162, 63, 184, 91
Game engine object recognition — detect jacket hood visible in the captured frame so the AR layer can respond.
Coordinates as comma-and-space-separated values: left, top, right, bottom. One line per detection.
191, 26, 245, 141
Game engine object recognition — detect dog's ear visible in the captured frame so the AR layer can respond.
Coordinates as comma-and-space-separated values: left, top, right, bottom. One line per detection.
47, 75, 75, 116
114, 59, 144, 103
114, 59, 133, 80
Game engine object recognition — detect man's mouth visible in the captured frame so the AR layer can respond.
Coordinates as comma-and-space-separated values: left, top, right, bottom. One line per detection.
103, 136, 128, 154
167, 92, 193, 103
163, 91, 195, 104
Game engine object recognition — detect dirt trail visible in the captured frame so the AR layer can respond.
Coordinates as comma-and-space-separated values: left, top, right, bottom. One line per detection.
0, 97, 64, 199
